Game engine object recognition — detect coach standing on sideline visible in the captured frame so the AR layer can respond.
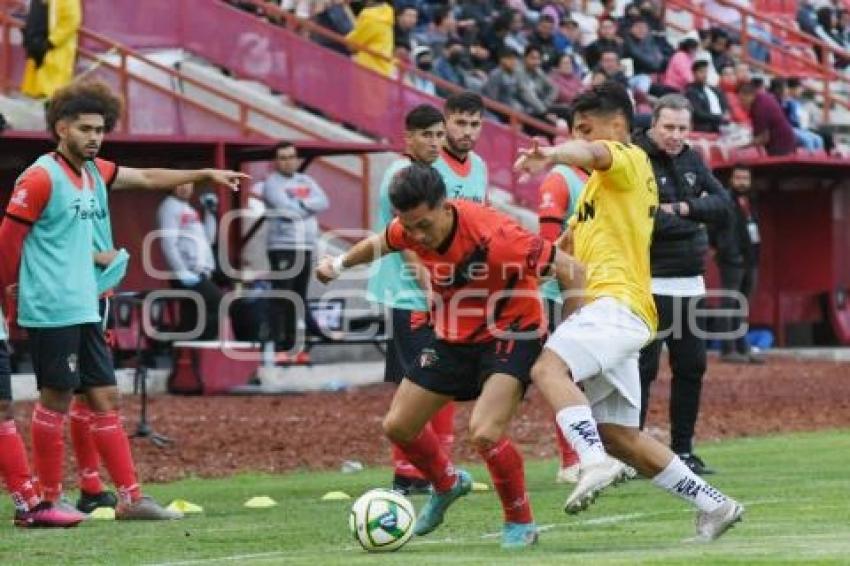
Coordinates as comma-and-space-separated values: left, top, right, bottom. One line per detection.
635, 94, 730, 476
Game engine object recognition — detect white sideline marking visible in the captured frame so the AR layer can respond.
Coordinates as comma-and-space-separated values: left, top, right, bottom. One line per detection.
146, 553, 290, 566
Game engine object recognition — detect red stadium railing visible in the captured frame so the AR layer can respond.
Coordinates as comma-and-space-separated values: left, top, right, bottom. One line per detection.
77, 0, 551, 205
0, 8, 379, 232
662, 0, 850, 123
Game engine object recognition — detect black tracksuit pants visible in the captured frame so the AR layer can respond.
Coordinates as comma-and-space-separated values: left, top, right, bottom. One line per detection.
639, 294, 707, 455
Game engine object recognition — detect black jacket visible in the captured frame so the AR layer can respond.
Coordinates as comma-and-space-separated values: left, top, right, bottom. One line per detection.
634, 131, 731, 277
712, 191, 760, 268
685, 82, 730, 133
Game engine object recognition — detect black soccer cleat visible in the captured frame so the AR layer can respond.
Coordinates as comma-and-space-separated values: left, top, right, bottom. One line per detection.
391, 474, 433, 496
76, 490, 119, 514
679, 453, 716, 476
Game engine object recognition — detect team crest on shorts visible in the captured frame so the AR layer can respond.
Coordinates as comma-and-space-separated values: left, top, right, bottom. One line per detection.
67, 353, 78, 373
419, 348, 438, 368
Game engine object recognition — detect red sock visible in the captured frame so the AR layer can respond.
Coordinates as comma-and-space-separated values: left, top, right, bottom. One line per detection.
31, 404, 66, 502
477, 438, 533, 524
69, 399, 105, 495
90, 411, 141, 503
429, 402, 455, 456
0, 420, 40, 510
555, 417, 580, 468
394, 427, 456, 493
391, 444, 427, 480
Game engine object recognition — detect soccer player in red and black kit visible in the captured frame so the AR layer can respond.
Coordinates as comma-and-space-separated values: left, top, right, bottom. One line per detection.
0, 79, 246, 520
317, 163, 585, 549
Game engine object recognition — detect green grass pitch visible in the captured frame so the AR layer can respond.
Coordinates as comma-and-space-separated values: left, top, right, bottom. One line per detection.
1, 429, 849, 565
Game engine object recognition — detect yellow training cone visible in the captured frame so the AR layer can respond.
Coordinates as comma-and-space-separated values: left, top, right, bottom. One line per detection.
472, 482, 490, 492
167, 499, 204, 514
321, 491, 351, 501
89, 507, 116, 520
244, 496, 278, 508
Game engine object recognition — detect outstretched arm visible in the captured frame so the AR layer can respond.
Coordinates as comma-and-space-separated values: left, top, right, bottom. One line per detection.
111, 167, 249, 192
514, 139, 612, 181
315, 232, 393, 284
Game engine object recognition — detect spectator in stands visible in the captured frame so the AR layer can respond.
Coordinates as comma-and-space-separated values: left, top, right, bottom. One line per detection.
837, 9, 850, 47
481, 11, 511, 64
549, 52, 584, 105
483, 48, 527, 114
434, 39, 471, 94
347, 0, 395, 77
718, 66, 749, 125
260, 142, 329, 361
799, 0, 844, 64
394, 4, 419, 51
771, 78, 824, 151
787, 79, 834, 152
555, 18, 590, 76
312, 0, 355, 55
410, 46, 437, 95
816, 7, 850, 68
542, 0, 570, 26
597, 48, 629, 88
527, 14, 560, 71
694, 29, 719, 87
708, 28, 735, 75
737, 82, 796, 156
713, 164, 764, 364
663, 37, 699, 92
505, 10, 530, 56
518, 45, 559, 120
21, 0, 81, 99
618, 2, 642, 36
734, 62, 752, 85
638, 0, 673, 58
584, 17, 622, 71
416, 6, 459, 58
685, 60, 729, 133
623, 18, 665, 94
457, 0, 497, 33
157, 184, 222, 340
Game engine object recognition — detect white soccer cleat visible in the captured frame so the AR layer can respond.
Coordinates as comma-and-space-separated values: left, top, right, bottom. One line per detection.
555, 463, 580, 484
564, 458, 629, 514
695, 499, 744, 541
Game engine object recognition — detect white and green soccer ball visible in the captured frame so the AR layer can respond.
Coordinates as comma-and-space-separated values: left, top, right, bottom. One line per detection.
349, 489, 416, 552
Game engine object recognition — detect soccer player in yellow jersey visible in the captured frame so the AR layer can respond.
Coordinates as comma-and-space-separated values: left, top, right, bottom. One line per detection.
515, 82, 743, 542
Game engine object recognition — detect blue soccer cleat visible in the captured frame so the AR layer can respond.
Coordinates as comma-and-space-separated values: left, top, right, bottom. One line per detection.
413, 469, 472, 536
501, 521, 539, 549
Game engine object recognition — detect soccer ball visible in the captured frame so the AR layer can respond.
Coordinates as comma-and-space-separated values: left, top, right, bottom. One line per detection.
349, 489, 416, 552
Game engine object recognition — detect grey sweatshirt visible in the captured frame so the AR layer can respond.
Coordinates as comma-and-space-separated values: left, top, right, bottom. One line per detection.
156, 195, 216, 277
261, 171, 329, 250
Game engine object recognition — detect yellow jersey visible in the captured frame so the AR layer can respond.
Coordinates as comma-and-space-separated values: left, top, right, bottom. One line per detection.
568, 140, 659, 334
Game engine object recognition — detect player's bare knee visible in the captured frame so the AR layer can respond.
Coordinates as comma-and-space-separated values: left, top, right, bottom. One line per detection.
382, 412, 415, 444
85, 386, 120, 413
468, 420, 503, 451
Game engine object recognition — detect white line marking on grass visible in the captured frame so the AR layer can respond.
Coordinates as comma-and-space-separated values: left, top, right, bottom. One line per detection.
145, 552, 290, 566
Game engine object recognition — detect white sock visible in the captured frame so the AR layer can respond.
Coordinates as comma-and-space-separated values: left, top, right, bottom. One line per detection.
652, 457, 727, 513
555, 405, 607, 466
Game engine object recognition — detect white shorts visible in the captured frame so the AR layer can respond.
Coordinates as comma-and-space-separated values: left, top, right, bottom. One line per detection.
544, 297, 652, 426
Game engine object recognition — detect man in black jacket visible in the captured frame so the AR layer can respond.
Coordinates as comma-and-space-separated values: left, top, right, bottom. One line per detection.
714, 164, 763, 364
685, 60, 730, 133
636, 94, 731, 475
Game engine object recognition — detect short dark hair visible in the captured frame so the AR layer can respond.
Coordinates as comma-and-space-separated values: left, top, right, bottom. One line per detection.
444, 91, 484, 116
405, 104, 444, 131
433, 6, 452, 26
275, 141, 295, 154
787, 77, 802, 89
389, 163, 446, 212
737, 82, 758, 96
498, 46, 518, 60
524, 44, 542, 58
46, 79, 123, 139
679, 37, 699, 52
599, 48, 620, 58
730, 163, 751, 175
571, 80, 634, 129
538, 14, 555, 25
652, 93, 692, 124
692, 59, 710, 72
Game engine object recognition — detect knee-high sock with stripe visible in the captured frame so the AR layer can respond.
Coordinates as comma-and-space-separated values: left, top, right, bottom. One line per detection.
90, 411, 141, 503
31, 404, 66, 502
69, 398, 105, 495
393, 402, 455, 481
393, 426, 456, 493
477, 437, 533, 524
0, 420, 40, 511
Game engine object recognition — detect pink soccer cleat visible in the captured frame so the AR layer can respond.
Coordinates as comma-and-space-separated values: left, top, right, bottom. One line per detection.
14, 501, 86, 528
